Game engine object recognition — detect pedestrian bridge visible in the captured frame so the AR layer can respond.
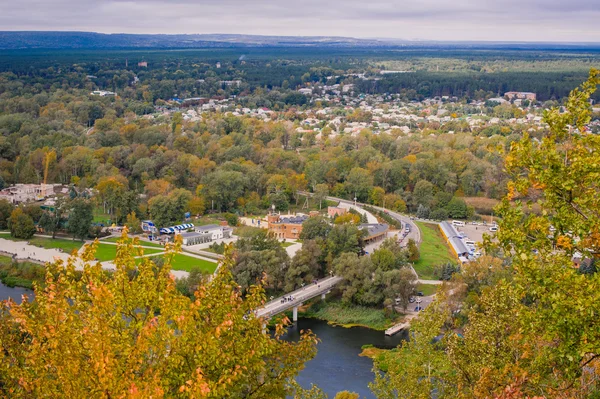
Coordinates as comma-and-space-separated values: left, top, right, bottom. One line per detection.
256, 276, 343, 321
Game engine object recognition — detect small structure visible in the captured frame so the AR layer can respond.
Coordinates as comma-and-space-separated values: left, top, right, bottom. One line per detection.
138, 61, 148, 68
180, 231, 212, 246
359, 223, 389, 244
90, 90, 116, 97
159, 223, 194, 235
141, 220, 157, 234
194, 224, 232, 241
327, 206, 347, 218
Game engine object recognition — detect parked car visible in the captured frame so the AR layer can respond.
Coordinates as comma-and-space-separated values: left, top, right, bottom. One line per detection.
409, 296, 416, 303
417, 291, 424, 296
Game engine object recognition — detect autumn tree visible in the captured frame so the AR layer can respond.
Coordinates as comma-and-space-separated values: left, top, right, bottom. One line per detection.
8, 208, 36, 239
0, 232, 318, 398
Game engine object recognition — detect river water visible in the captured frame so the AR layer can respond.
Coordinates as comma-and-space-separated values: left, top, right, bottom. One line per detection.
0, 282, 32, 302
284, 318, 407, 398
0, 283, 402, 398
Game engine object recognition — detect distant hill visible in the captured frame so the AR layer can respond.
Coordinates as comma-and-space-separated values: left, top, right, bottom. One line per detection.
0, 31, 598, 51
0, 31, 389, 49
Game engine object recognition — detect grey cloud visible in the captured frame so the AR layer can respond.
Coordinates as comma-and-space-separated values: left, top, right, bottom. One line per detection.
0, 0, 599, 41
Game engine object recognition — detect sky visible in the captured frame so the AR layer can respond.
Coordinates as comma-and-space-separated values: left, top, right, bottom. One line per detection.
1, 0, 599, 42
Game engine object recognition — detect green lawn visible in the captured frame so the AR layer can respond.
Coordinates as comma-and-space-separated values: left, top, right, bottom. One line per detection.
413, 222, 455, 280
417, 283, 438, 297
155, 254, 218, 273
299, 299, 403, 331
102, 236, 164, 248
280, 241, 296, 248
0, 233, 83, 254
92, 243, 163, 262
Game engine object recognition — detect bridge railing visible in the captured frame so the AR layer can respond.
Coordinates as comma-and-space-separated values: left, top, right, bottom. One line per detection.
257, 276, 342, 318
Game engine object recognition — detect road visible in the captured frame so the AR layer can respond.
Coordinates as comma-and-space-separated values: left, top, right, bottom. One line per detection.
301, 193, 421, 247
256, 276, 343, 318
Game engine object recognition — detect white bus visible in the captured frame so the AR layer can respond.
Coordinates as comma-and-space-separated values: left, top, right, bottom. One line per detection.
452, 220, 465, 227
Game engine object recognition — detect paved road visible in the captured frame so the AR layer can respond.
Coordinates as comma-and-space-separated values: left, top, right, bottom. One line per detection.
257, 276, 342, 318
311, 193, 421, 247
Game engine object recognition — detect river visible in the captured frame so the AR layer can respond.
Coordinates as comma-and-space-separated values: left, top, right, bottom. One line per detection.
0, 283, 402, 398
0, 282, 32, 302
284, 318, 407, 398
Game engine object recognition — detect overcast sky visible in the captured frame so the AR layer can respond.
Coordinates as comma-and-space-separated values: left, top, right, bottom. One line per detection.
1, 0, 599, 42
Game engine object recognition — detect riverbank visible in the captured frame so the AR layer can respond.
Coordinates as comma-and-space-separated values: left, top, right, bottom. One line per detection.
297, 298, 405, 331
0, 255, 46, 289
359, 345, 398, 372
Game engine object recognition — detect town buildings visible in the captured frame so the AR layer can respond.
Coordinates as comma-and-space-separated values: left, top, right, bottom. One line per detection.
0, 184, 62, 204
504, 91, 537, 101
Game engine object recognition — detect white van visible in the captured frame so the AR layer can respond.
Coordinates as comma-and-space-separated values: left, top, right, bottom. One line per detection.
464, 240, 476, 246
489, 226, 498, 232
452, 220, 465, 227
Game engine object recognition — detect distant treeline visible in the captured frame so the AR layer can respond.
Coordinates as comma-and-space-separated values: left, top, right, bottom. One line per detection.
355, 71, 600, 102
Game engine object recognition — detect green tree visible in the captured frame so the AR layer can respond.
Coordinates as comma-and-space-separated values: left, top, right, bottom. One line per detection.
285, 240, 323, 291
0, 199, 15, 230
314, 184, 329, 210
327, 224, 364, 259
445, 197, 468, 219
406, 239, 420, 262
68, 198, 93, 241
300, 216, 332, 240
125, 211, 143, 234
38, 197, 66, 239
8, 208, 36, 239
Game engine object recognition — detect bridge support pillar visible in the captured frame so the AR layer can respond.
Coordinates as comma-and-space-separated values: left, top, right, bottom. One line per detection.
292, 306, 298, 322
321, 292, 326, 300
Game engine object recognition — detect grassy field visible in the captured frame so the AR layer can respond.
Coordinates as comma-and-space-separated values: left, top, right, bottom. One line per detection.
413, 222, 455, 280
92, 206, 112, 224
299, 299, 402, 331
102, 236, 164, 248
417, 283, 438, 296
92, 243, 163, 262
159, 254, 218, 273
0, 233, 83, 254
280, 241, 296, 248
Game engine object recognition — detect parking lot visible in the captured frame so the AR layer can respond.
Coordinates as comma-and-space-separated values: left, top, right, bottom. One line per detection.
454, 222, 497, 245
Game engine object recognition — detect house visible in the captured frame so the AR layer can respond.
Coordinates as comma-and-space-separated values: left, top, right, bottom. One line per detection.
194, 224, 232, 241
267, 213, 309, 240
138, 61, 148, 68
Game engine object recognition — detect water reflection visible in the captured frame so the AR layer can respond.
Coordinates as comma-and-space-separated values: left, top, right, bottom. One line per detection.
283, 318, 407, 399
